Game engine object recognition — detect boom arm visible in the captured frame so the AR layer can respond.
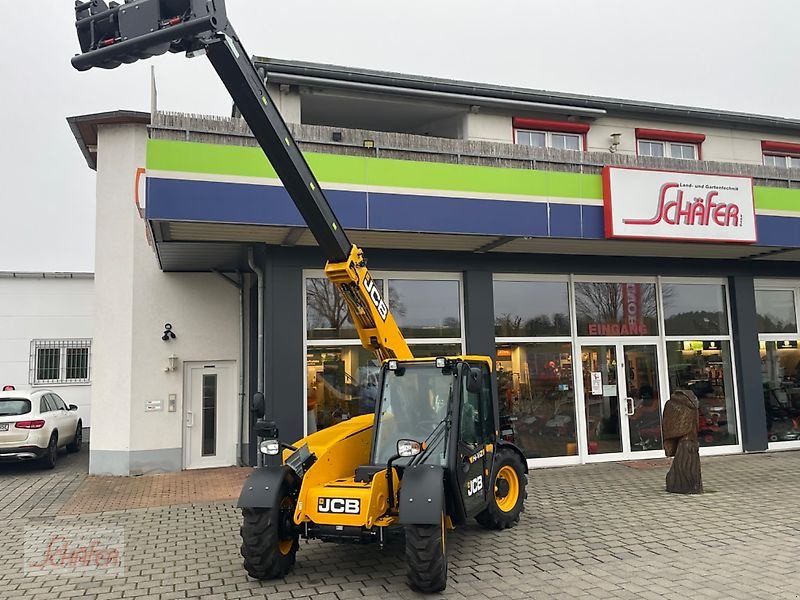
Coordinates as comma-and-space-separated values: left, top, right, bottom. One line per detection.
72, 0, 411, 360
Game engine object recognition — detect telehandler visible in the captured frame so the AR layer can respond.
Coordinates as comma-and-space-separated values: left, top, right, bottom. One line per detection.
71, 0, 528, 592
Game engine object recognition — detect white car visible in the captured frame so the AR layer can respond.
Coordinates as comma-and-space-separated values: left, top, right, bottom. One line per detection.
0, 389, 83, 469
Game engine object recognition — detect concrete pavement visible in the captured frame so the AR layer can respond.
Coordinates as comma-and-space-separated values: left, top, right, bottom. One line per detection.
1, 449, 799, 599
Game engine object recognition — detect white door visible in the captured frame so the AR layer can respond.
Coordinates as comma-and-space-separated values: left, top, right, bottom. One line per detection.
183, 361, 237, 469
578, 343, 665, 462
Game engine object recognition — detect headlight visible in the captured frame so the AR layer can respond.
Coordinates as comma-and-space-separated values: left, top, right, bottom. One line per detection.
259, 440, 280, 455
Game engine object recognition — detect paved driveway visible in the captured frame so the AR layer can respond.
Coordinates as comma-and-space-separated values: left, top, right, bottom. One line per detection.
1, 451, 800, 599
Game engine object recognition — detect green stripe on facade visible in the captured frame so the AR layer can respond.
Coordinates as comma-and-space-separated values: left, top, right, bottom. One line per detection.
147, 139, 799, 212
146, 139, 601, 200
753, 187, 800, 213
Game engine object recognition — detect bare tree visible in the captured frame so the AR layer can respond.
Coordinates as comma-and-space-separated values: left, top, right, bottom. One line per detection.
307, 278, 350, 336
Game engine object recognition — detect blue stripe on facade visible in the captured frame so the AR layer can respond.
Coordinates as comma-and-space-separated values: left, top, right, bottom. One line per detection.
367, 192, 548, 236
145, 177, 800, 246
548, 204, 581, 238
755, 215, 800, 247
146, 178, 368, 229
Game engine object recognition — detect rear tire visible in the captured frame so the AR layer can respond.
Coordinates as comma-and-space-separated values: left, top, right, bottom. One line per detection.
67, 423, 82, 453
240, 485, 299, 579
41, 434, 58, 470
405, 511, 447, 593
476, 448, 527, 529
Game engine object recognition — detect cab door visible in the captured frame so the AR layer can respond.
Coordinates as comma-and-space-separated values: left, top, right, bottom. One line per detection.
455, 364, 491, 517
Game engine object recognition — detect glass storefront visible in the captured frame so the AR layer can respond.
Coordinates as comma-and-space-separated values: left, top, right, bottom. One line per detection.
496, 342, 576, 459
303, 272, 743, 460
304, 273, 463, 434
662, 282, 737, 447
494, 276, 739, 462
665, 340, 737, 446
756, 285, 800, 445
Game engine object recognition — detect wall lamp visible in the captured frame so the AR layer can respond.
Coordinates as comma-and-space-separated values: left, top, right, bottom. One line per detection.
609, 132, 622, 153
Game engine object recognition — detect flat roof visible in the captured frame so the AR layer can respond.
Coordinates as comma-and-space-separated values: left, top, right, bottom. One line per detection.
255, 57, 800, 134
67, 110, 150, 170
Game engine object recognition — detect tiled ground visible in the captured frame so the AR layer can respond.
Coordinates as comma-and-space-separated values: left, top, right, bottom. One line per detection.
62, 466, 251, 514
2, 450, 800, 598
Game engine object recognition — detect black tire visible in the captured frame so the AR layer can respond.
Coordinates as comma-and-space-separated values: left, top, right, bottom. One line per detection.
240, 485, 299, 579
405, 511, 447, 593
476, 448, 527, 529
67, 422, 82, 453
41, 434, 58, 470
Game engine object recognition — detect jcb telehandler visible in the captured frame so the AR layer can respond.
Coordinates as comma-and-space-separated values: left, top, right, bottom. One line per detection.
71, 0, 528, 592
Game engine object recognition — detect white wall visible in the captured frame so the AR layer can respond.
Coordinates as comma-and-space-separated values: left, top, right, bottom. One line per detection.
0, 275, 93, 425
463, 110, 513, 143
91, 123, 241, 474
267, 83, 301, 124
585, 116, 800, 164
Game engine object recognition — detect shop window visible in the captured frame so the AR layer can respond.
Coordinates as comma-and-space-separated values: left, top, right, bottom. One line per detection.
30, 339, 92, 385
496, 342, 576, 459
305, 273, 463, 434
305, 346, 381, 432
662, 283, 729, 336
756, 290, 798, 334
574, 282, 658, 337
760, 341, 800, 443
388, 279, 461, 338
493, 280, 570, 337
665, 340, 738, 447
306, 278, 362, 340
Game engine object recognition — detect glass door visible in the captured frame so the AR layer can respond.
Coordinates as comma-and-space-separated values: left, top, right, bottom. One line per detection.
580, 343, 663, 461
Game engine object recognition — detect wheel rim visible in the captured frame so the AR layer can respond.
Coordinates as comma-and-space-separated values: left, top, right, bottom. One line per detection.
495, 465, 520, 513
49, 438, 57, 462
277, 497, 294, 556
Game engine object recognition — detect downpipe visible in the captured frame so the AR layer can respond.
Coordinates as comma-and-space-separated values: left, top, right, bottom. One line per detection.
247, 247, 265, 466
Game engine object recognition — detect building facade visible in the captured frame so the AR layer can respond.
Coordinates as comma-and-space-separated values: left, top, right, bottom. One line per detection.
0, 272, 94, 426
70, 60, 800, 475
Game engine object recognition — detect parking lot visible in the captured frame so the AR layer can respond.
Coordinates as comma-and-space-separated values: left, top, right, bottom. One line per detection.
1, 449, 800, 599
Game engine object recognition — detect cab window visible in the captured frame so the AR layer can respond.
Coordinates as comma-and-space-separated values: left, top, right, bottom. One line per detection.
460, 372, 483, 446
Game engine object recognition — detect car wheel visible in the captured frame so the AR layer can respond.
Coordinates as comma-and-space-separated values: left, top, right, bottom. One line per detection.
67, 422, 82, 453
41, 434, 58, 470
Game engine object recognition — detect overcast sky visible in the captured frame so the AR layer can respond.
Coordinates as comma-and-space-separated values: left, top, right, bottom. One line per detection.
1, 1, 797, 272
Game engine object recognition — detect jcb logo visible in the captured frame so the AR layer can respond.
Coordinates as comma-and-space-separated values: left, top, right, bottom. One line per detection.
318, 497, 361, 514
467, 475, 483, 497
363, 273, 388, 322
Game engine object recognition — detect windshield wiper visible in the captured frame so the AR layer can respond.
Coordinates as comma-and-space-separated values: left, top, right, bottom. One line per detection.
409, 411, 451, 467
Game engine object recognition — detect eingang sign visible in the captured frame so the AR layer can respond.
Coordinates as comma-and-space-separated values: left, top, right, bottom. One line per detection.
602, 167, 757, 243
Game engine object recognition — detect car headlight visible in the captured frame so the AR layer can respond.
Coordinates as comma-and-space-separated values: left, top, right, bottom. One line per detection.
259, 440, 280, 455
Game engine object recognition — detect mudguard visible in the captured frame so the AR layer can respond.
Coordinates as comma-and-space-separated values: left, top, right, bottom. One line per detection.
237, 466, 298, 509
497, 440, 529, 473
398, 464, 445, 525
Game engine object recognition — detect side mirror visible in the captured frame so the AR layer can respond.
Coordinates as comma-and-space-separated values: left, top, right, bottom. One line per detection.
69, 404, 79, 411
397, 439, 422, 457
251, 392, 266, 419
466, 367, 483, 394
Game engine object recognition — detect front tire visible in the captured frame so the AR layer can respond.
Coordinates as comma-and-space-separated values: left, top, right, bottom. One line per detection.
405, 511, 447, 593
240, 485, 299, 579
476, 448, 527, 529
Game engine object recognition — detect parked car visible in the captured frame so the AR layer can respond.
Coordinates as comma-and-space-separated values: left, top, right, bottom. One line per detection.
0, 389, 83, 469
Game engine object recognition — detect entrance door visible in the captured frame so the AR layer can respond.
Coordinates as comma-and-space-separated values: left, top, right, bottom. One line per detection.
579, 343, 663, 461
184, 361, 237, 469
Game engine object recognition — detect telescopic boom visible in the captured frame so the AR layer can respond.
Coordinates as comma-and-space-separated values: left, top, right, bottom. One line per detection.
72, 0, 411, 360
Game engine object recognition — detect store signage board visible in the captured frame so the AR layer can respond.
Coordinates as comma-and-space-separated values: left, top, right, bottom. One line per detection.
602, 167, 757, 243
